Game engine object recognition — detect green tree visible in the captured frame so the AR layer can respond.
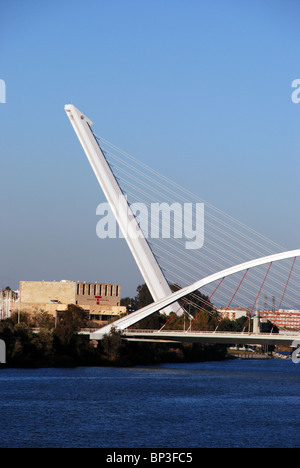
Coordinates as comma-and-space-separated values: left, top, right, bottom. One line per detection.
134, 284, 153, 309
54, 304, 89, 346
33, 310, 55, 330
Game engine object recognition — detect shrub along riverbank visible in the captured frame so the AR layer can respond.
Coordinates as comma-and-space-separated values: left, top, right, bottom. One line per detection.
0, 306, 227, 368
1, 282, 276, 368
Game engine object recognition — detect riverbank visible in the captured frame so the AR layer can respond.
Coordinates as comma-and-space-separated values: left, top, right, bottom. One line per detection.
0, 320, 228, 368
227, 350, 272, 360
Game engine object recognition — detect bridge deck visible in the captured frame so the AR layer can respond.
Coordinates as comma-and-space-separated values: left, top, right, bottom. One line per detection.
121, 329, 300, 346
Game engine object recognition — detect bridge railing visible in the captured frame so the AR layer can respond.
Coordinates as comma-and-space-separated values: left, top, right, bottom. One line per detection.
122, 329, 300, 339
123, 328, 262, 336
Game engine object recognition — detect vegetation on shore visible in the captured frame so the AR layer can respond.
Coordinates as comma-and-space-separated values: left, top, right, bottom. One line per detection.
0, 307, 227, 368
0, 284, 276, 368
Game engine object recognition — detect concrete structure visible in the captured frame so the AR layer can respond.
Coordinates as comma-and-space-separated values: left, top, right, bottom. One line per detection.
20, 280, 75, 307
65, 104, 180, 316
18, 280, 126, 324
120, 329, 300, 347
0, 289, 19, 319
260, 309, 300, 331
90, 249, 300, 339
64, 104, 300, 345
217, 307, 248, 321
217, 307, 300, 331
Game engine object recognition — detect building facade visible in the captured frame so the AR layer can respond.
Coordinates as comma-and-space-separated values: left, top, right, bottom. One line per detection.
18, 280, 126, 324
0, 288, 19, 320
259, 309, 300, 331
217, 307, 248, 322
217, 307, 300, 331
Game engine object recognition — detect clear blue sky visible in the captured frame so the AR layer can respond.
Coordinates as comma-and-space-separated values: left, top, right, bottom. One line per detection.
1, 0, 299, 297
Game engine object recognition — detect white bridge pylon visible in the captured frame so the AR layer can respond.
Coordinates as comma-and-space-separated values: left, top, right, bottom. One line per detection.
90, 249, 300, 340
65, 104, 180, 316
65, 104, 300, 342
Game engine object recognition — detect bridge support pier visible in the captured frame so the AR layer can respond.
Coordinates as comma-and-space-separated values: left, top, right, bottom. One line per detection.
253, 312, 260, 334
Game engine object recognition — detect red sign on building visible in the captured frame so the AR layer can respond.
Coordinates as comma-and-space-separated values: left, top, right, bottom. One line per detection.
95, 296, 102, 305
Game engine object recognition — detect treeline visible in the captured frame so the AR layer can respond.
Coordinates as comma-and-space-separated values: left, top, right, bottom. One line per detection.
0, 305, 97, 368
0, 304, 227, 368
121, 283, 255, 332
0, 283, 276, 368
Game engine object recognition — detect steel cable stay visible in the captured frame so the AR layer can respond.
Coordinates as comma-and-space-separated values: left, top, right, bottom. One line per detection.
179, 260, 298, 334
150, 241, 298, 309
103, 163, 277, 257
158, 264, 243, 312
161, 265, 260, 314
140, 238, 299, 325
112, 186, 299, 308
161, 263, 298, 318
103, 181, 299, 309
110, 184, 300, 305
140, 218, 299, 305
91, 250, 300, 337
104, 155, 300, 286
65, 106, 300, 337
156, 247, 299, 310
96, 134, 291, 255
105, 155, 300, 282
101, 144, 300, 320
242, 262, 273, 333
110, 170, 292, 268
270, 257, 297, 333
159, 278, 225, 332
158, 300, 189, 332
95, 135, 283, 244
151, 251, 251, 308
131, 263, 267, 334
214, 269, 250, 332
102, 154, 295, 296
190, 278, 225, 329
111, 181, 289, 309
109, 169, 268, 265
106, 179, 300, 314
104, 153, 282, 256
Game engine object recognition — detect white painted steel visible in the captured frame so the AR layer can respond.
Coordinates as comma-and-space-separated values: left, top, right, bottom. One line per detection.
90, 249, 300, 339
122, 329, 300, 346
65, 104, 179, 315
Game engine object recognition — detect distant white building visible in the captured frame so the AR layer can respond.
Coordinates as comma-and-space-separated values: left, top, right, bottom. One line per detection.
217, 307, 248, 321
0, 289, 19, 319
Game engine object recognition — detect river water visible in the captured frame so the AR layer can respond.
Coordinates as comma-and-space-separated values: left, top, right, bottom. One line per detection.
0, 359, 299, 448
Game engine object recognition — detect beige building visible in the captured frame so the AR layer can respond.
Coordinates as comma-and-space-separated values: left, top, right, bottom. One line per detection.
19, 280, 126, 324
217, 307, 248, 322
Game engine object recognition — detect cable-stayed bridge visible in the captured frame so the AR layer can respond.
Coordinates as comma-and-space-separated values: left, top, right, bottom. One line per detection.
121, 330, 300, 347
65, 104, 300, 348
